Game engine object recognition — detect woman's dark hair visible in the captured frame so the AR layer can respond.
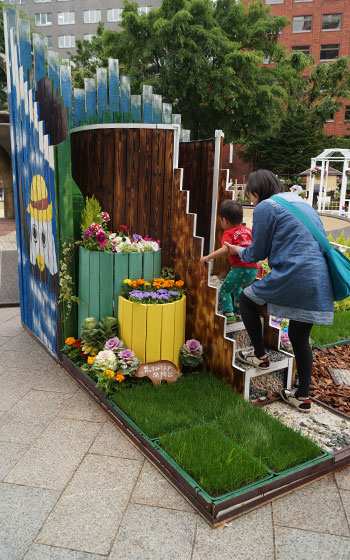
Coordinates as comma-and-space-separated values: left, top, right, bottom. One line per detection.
246, 170, 284, 202
219, 200, 243, 226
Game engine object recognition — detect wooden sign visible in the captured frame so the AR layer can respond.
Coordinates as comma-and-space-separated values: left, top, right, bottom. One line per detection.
135, 360, 179, 386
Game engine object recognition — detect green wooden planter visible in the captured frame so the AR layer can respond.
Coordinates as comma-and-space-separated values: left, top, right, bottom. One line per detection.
78, 247, 162, 336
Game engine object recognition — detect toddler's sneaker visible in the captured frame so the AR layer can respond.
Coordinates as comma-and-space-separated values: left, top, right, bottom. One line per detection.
224, 312, 236, 324
237, 349, 270, 369
280, 388, 311, 412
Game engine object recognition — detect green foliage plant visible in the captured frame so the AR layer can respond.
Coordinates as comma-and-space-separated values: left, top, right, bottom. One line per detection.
58, 241, 81, 320
80, 196, 103, 235
81, 316, 118, 355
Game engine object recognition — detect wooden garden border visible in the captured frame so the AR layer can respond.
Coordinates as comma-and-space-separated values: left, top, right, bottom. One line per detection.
61, 354, 350, 528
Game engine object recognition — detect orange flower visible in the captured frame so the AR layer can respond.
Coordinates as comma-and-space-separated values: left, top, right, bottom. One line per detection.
87, 356, 96, 365
105, 369, 115, 379
65, 337, 76, 346
137, 279, 144, 285
175, 280, 184, 287
144, 281, 151, 286
116, 372, 125, 383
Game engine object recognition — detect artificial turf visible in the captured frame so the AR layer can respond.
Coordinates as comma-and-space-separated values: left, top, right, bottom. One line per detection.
112, 372, 323, 496
311, 311, 350, 346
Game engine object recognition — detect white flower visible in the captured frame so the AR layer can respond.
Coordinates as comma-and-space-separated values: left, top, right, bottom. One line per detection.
93, 350, 117, 371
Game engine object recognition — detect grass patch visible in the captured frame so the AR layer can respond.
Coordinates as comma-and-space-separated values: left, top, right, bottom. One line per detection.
112, 372, 324, 495
159, 424, 268, 496
311, 311, 350, 346
217, 405, 321, 472
113, 372, 242, 438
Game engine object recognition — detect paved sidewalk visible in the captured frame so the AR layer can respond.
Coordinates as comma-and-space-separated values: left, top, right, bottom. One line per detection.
0, 307, 349, 560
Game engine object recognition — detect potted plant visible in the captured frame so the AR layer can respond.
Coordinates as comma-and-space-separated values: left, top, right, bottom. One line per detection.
118, 278, 186, 367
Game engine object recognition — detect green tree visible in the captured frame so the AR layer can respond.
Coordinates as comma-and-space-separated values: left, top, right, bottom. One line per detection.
241, 55, 350, 175
100, 0, 294, 142
70, 22, 107, 88
0, 7, 9, 109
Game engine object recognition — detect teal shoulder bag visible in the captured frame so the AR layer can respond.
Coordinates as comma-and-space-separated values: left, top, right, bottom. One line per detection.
271, 195, 350, 301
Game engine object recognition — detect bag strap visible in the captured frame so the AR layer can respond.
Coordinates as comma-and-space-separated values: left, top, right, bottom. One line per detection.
271, 195, 332, 254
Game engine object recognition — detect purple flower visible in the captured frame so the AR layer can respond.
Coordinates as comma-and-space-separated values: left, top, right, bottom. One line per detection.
185, 339, 202, 356
105, 337, 123, 351
133, 233, 143, 242
168, 291, 178, 296
120, 349, 134, 360
84, 228, 92, 239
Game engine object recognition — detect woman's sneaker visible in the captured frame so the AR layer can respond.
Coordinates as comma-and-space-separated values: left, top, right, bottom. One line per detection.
280, 388, 311, 412
237, 349, 270, 369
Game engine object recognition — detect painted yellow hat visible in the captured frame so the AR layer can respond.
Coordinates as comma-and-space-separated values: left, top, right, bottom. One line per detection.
27, 175, 53, 222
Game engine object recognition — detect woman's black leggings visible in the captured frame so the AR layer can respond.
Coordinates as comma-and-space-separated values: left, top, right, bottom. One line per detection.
239, 292, 314, 396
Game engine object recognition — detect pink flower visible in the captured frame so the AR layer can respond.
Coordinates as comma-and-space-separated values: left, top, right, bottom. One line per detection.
144, 236, 153, 241
185, 339, 202, 356
120, 349, 134, 360
101, 212, 110, 222
90, 222, 102, 233
105, 337, 123, 351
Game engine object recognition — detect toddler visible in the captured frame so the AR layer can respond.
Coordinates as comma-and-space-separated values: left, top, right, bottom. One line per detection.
200, 200, 258, 323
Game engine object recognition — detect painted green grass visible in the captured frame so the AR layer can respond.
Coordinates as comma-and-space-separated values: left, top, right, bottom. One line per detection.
159, 424, 268, 496
311, 311, 350, 346
113, 372, 242, 438
217, 405, 321, 472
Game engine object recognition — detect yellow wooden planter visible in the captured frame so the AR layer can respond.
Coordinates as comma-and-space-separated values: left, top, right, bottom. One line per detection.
118, 296, 186, 368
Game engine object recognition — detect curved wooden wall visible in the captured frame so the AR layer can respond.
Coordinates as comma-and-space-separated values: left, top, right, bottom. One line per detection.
71, 126, 174, 264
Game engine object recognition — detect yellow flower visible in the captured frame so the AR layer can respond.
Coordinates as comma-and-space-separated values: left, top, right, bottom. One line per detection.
124, 279, 131, 284
116, 372, 125, 383
105, 369, 115, 379
144, 281, 151, 286
87, 356, 96, 365
65, 337, 76, 346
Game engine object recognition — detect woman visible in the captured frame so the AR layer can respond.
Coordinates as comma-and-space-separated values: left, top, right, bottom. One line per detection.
225, 169, 334, 412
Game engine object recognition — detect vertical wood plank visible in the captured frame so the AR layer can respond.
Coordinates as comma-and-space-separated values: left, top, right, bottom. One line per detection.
114, 252, 129, 317
150, 130, 165, 241
142, 85, 153, 123
145, 305, 162, 362
142, 251, 154, 282
60, 65, 73, 126
153, 248, 162, 278
173, 296, 186, 368
131, 95, 142, 122
33, 34, 46, 87
162, 130, 174, 263
131, 303, 147, 362
138, 128, 152, 236
125, 128, 139, 231
73, 88, 85, 127
120, 76, 131, 116
89, 251, 100, 319
84, 78, 96, 123
18, 19, 32, 85
108, 58, 120, 113
119, 296, 133, 349
128, 252, 142, 279
113, 128, 127, 230
78, 247, 90, 337
152, 94, 162, 124
162, 103, 172, 124
161, 302, 175, 362
99, 252, 114, 318
47, 51, 59, 92
97, 67, 108, 123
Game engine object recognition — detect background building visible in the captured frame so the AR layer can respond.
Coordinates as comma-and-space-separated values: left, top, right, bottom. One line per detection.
3, 0, 161, 58
262, 0, 350, 136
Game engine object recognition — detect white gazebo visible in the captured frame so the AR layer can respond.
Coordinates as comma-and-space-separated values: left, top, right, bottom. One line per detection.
308, 149, 350, 216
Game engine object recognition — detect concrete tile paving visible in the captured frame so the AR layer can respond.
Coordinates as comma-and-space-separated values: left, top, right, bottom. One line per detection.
0, 307, 350, 559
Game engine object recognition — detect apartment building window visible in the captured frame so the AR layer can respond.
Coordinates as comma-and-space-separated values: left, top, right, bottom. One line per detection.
138, 6, 153, 14
34, 0, 51, 4
84, 34, 96, 42
107, 8, 123, 22
264, 0, 283, 4
345, 106, 350, 122
320, 44, 340, 60
58, 35, 75, 49
292, 45, 310, 54
294, 0, 313, 3
322, 14, 342, 31
84, 10, 101, 24
35, 13, 52, 26
8, 0, 26, 4
293, 15, 312, 32
58, 12, 75, 25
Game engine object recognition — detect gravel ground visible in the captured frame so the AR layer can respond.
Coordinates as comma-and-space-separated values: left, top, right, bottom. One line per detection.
250, 370, 287, 401
265, 400, 350, 453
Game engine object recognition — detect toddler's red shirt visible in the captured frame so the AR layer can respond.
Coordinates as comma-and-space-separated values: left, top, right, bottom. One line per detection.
221, 226, 258, 268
